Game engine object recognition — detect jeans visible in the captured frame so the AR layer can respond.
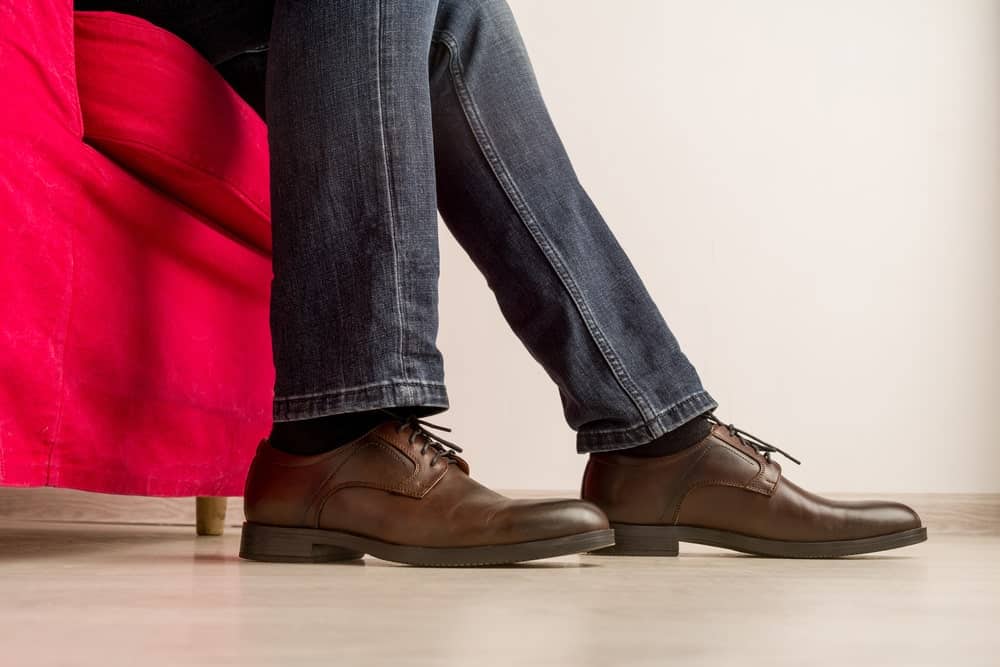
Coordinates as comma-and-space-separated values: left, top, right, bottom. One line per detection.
73, 0, 716, 452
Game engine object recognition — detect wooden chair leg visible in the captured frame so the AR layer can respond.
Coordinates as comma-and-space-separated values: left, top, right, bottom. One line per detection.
195, 496, 228, 536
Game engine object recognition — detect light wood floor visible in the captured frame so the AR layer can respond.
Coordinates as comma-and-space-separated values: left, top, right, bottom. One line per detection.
0, 520, 996, 666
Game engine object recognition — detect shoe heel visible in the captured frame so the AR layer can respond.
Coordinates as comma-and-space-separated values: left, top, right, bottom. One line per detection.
239, 522, 365, 563
590, 523, 680, 556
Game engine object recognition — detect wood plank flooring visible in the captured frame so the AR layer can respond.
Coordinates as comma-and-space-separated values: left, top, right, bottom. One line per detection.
0, 520, 995, 666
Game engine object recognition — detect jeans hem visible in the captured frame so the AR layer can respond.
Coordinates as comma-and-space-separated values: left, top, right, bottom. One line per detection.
575, 390, 718, 453
272, 381, 449, 422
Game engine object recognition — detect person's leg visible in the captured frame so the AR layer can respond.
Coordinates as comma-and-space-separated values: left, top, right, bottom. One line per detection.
266, 0, 449, 425
427, 0, 716, 454
265, 0, 716, 455
425, 0, 925, 557
241, 0, 613, 565
267, 0, 715, 456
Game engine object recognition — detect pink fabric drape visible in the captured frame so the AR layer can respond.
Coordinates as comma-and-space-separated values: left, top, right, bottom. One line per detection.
0, 2, 275, 496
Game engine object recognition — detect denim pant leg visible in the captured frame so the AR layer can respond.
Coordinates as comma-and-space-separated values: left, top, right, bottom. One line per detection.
427, 0, 717, 452
267, 0, 450, 421
86, 0, 717, 448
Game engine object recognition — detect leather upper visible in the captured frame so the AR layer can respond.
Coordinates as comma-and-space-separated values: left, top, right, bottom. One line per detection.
245, 420, 609, 547
582, 424, 922, 542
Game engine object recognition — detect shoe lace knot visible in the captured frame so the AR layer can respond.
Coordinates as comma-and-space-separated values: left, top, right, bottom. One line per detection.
380, 409, 464, 467
706, 414, 801, 465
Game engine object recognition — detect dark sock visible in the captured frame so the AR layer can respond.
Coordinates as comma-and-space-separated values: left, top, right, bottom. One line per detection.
619, 413, 713, 458
268, 409, 388, 456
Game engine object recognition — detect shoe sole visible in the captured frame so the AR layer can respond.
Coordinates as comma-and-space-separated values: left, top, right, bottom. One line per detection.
592, 523, 927, 558
239, 522, 615, 567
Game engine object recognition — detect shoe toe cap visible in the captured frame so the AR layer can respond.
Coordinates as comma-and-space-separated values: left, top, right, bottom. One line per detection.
879, 501, 923, 532
844, 499, 923, 537
508, 498, 610, 540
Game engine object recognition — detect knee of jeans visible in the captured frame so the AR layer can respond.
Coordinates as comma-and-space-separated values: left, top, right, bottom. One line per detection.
437, 0, 522, 63
441, 0, 516, 33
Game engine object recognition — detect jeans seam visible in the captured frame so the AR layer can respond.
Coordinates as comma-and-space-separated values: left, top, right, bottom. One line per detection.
431, 30, 654, 425
375, 0, 408, 383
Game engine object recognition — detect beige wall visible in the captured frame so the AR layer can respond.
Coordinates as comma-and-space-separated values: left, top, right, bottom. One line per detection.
435, 0, 1000, 493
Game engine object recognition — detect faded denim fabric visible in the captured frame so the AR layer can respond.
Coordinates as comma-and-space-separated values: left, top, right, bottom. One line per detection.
73, 0, 716, 452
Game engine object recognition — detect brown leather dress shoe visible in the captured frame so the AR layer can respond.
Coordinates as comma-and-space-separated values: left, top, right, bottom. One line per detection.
240, 415, 613, 566
582, 416, 927, 558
